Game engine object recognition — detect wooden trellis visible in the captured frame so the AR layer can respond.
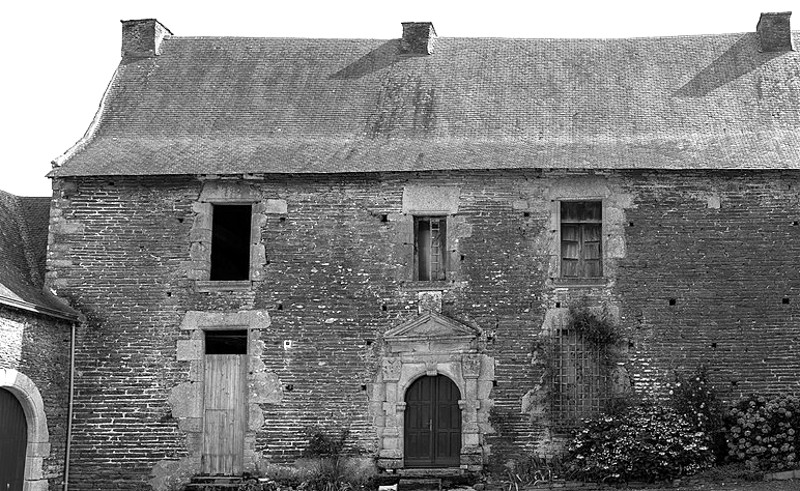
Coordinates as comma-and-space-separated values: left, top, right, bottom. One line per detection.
551, 328, 609, 429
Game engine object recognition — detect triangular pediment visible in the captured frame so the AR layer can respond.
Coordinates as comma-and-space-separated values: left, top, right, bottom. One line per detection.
385, 311, 481, 341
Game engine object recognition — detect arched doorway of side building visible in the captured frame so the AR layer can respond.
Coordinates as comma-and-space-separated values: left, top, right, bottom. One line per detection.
404, 375, 461, 468
1, 387, 28, 491
0, 369, 52, 491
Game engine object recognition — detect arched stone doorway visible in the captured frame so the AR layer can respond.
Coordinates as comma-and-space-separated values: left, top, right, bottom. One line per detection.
1, 388, 28, 491
372, 312, 495, 472
404, 375, 461, 468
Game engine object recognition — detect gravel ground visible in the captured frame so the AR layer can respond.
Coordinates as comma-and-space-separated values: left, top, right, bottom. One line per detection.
626, 481, 799, 490
484, 478, 800, 491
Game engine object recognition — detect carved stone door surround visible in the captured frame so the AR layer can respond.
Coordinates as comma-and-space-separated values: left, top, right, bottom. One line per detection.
372, 311, 494, 471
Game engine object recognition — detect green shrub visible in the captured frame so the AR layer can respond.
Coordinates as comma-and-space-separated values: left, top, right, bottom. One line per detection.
490, 454, 570, 487
179, 475, 266, 491
258, 427, 376, 491
724, 394, 800, 472
565, 403, 714, 483
303, 427, 349, 458
666, 366, 726, 461
258, 463, 305, 489
339, 457, 377, 489
668, 366, 722, 431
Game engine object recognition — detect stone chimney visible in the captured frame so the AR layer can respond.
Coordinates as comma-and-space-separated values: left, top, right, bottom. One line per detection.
757, 12, 793, 52
121, 19, 172, 58
401, 22, 436, 55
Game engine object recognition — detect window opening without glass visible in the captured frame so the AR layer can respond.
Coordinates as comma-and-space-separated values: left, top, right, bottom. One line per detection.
205, 330, 248, 355
210, 204, 252, 281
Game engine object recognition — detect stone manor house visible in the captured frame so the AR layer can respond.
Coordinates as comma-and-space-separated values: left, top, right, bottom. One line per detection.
2, 11, 800, 491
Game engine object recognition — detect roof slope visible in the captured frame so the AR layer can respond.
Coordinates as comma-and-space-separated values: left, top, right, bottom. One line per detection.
53, 31, 800, 176
0, 190, 79, 320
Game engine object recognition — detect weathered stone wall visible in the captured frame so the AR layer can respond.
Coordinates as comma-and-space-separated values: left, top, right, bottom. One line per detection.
0, 305, 72, 491
47, 170, 800, 489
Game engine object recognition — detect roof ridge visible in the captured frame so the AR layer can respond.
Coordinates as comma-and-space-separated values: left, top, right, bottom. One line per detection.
163, 31, 760, 42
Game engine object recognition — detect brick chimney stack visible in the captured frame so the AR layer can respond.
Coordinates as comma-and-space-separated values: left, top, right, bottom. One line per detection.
401, 22, 436, 55
757, 12, 794, 52
121, 19, 172, 59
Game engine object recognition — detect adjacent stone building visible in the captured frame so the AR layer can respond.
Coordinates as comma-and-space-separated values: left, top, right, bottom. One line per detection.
38, 12, 800, 491
0, 190, 80, 491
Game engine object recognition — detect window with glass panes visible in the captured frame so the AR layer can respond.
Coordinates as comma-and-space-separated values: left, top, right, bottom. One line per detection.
560, 201, 602, 278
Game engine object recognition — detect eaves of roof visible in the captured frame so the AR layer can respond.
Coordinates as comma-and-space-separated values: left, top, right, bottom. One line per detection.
0, 191, 82, 322
0, 294, 82, 323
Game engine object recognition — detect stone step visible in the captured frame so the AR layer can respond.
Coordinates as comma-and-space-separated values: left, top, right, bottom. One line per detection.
399, 468, 464, 478
190, 475, 245, 482
184, 475, 249, 491
399, 477, 442, 491
185, 485, 246, 491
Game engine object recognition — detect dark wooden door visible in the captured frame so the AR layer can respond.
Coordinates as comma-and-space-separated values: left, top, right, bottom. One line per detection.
203, 355, 247, 475
404, 376, 461, 467
0, 388, 27, 491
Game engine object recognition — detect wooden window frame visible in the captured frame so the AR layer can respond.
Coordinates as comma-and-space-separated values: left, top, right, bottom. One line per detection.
413, 216, 447, 282
559, 200, 603, 279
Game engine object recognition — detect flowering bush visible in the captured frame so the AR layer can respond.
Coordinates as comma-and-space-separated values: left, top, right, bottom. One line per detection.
565, 404, 714, 483
666, 366, 727, 461
724, 394, 800, 471
667, 366, 722, 432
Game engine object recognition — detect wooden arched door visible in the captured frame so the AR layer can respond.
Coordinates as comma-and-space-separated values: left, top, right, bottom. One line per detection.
404, 375, 461, 468
0, 388, 27, 491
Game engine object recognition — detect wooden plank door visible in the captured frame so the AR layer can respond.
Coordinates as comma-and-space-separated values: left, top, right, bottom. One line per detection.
404, 376, 461, 468
203, 354, 247, 475
405, 376, 434, 466
0, 388, 27, 491
434, 376, 461, 466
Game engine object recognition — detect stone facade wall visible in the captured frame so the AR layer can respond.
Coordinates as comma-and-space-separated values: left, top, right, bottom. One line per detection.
0, 305, 72, 491
47, 170, 800, 489
617, 173, 800, 398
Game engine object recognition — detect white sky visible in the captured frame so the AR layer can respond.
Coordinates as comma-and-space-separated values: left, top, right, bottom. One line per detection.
1, 0, 797, 196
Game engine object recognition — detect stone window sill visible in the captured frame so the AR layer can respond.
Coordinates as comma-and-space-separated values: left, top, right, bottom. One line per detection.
401, 281, 455, 291
196, 280, 253, 292
551, 277, 609, 288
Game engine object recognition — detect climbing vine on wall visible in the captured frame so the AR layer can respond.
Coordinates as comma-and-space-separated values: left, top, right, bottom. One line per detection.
565, 297, 621, 352
527, 298, 627, 426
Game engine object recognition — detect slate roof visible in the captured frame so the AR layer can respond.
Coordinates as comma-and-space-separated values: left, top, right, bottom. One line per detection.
52, 29, 800, 177
0, 190, 79, 320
